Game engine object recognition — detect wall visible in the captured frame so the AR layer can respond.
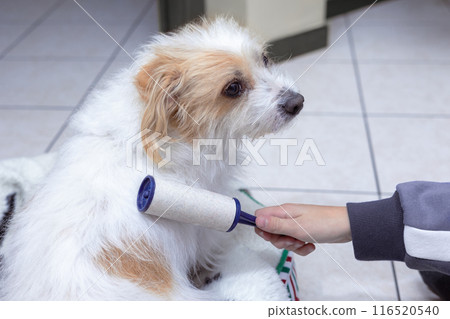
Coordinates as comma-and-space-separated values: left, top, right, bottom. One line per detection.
205, 0, 326, 42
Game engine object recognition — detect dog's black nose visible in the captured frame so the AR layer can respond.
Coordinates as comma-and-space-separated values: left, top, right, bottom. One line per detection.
280, 91, 304, 115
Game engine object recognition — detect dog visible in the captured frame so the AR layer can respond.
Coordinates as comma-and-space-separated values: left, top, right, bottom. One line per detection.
0, 17, 303, 300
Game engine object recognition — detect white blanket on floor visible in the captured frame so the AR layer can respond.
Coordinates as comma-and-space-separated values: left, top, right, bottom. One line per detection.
0, 153, 57, 219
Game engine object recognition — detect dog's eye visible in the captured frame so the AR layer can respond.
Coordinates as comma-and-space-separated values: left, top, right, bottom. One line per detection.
224, 81, 243, 98
262, 54, 269, 67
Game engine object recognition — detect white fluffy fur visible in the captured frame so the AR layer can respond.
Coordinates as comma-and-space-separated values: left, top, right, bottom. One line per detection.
0, 18, 300, 300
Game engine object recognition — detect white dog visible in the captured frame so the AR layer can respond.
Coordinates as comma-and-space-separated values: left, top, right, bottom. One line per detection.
0, 18, 303, 300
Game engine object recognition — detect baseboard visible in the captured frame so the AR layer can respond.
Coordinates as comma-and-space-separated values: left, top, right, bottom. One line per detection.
268, 25, 328, 62
327, 0, 389, 18
157, 0, 328, 60
158, 0, 204, 32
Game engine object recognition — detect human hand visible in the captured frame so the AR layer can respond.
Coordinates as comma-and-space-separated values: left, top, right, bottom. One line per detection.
254, 204, 351, 256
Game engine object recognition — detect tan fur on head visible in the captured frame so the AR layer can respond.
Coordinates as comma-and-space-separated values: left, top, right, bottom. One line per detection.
135, 48, 254, 160
136, 50, 181, 139
96, 239, 173, 298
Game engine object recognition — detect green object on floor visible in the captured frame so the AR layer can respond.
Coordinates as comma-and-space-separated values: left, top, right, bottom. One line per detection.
239, 189, 300, 301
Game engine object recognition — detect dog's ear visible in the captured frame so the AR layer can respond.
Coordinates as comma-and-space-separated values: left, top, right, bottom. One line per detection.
135, 55, 181, 162
135, 55, 181, 136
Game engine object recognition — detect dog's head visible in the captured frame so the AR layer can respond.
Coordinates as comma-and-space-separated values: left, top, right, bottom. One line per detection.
135, 17, 303, 149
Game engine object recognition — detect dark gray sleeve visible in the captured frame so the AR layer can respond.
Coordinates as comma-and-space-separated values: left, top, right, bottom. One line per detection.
347, 182, 450, 276
347, 192, 406, 262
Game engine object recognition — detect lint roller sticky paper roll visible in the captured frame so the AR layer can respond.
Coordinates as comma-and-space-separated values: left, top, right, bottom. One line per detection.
137, 175, 256, 232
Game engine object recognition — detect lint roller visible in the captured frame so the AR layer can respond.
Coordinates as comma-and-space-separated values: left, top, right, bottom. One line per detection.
137, 175, 256, 232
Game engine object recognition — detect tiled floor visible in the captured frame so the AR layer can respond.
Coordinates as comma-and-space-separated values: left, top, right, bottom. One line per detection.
244, 0, 449, 300
0, 0, 448, 300
0, 0, 158, 158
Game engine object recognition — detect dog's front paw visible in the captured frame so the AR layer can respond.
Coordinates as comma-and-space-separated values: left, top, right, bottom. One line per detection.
189, 264, 222, 289
204, 272, 221, 286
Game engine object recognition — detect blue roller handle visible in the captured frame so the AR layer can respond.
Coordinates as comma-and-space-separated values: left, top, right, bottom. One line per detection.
228, 198, 256, 231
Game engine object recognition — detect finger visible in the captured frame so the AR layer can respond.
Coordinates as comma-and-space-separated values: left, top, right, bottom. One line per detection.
255, 228, 270, 240
271, 238, 294, 250
255, 228, 280, 243
255, 206, 288, 219
256, 229, 307, 252
256, 215, 298, 237
269, 235, 304, 250
293, 243, 316, 256
284, 241, 306, 252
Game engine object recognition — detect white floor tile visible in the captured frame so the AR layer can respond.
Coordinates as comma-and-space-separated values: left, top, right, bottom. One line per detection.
0, 25, 29, 53
47, 121, 76, 152
43, 0, 150, 26
348, 0, 450, 26
116, 2, 159, 60
243, 115, 377, 193
248, 189, 396, 300
0, 0, 58, 25
296, 244, 397, 300
279, 61, 361, 114
394, 262, 439, 301
5, 24, 128, 59
92, 58, 132, 91
0, 109, 71, 159
352, 25, 450, 61
247, 189, 377, 207
0, 60, 105, 107
360, 64, 450, 115
286, 16, 352, 63
369, 117, 450, 193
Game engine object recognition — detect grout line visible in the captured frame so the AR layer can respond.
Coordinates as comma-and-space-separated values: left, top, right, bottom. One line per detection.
357, 59, 450, 65
391, 262, 401, 300
44, 0, 155, 153
0, 105, 74, 111
6, 57, 448, 64
2, 56, 117, 62
346, 14, 402, 301
245, 186, 379, 196
351, 22, 450, 27
301, 111, 450, 119
302, 111, 362, 117
272, 59, 450, 65
346, 16, 382, 201
367, 112, 450, 119
0, 0, 65, 60
23, 21, 148, 27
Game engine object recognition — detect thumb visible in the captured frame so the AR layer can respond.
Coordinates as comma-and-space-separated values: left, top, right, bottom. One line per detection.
256, 215, 297, 237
